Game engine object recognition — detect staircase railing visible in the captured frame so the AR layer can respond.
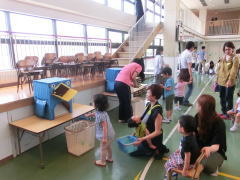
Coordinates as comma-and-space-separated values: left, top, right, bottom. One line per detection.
207, 19, 240, 36
128, 0, 163, 59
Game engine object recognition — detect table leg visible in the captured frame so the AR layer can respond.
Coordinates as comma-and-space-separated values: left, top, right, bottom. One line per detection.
38, 132, 45, 169
16, 128, 21, 155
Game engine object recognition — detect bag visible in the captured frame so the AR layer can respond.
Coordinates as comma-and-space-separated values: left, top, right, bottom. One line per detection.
211, 82, 220, 92
179, 69, 190, 82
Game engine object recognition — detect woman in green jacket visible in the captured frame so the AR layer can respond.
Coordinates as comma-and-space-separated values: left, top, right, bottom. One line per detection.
216, 41, 239, 119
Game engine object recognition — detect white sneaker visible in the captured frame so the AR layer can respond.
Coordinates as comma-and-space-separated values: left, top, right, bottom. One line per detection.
210, 168, 219, 176
174, 106, 181, 111
230, 125, 239, 132
162, 119, 171, 123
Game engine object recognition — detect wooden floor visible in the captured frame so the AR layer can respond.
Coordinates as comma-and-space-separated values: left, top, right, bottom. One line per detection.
0, 76, 105, 112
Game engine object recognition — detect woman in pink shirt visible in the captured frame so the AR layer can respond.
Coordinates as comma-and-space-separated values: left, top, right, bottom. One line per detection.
174, 76, 191, 110
115, 59, 143, 123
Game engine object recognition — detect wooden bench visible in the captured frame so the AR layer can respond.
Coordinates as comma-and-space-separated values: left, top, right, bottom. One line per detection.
9, 103, 94, 168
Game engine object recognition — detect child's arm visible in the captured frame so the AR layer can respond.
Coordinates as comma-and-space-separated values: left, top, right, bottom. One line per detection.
182, 152, 191, 176
101, 120, 108, 144
85, 112, 95, 117
234, 103, 238, 113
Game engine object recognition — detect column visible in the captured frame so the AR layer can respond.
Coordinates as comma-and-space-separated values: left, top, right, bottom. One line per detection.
199, 8, 207, 35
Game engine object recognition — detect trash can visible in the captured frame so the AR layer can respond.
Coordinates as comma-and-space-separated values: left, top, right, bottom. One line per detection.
65, 120, 95, 156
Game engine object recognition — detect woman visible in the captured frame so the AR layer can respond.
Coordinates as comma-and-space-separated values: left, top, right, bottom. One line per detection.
216, 41, 239, 119
130, 84, 169, 158
154, 47, 165, 85
195, 94, 227, 175
114, 58, 144, 123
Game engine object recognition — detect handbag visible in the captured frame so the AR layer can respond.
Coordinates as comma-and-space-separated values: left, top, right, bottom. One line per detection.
211, 82, 220, 92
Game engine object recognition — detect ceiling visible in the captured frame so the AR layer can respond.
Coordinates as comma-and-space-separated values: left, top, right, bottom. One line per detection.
181, 0, 240, 10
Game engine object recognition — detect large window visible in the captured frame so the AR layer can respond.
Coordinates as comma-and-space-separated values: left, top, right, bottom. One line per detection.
0, 12, 11, 70
87, 26, 106, 54
124, 1, 135, 15
109, 31, 122, 43
108, 0, 122, 11
57, 21, 85, 56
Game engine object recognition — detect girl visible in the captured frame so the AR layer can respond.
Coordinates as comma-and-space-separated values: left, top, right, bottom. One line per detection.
195, 94, 226, 175
87, 94, 115, 167
164, 115, 200, 179
227, 90, 240, 132
174, 76, 191, 111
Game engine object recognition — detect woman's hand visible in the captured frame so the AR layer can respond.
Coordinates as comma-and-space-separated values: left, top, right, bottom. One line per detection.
201, 147, 211, 158
131, 116, 141, 123
133, 137, 144, 146
226, 80, 233, 87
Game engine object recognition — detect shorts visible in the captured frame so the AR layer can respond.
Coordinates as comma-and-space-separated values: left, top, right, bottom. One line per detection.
174, 96, 184, 105
166, 94, 174, 111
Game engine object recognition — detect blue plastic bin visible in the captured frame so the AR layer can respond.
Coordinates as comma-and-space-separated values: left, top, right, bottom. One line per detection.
117, 135, 138, 154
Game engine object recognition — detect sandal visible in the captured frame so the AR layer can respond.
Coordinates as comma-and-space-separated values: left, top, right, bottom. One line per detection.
106, 159, 113, 163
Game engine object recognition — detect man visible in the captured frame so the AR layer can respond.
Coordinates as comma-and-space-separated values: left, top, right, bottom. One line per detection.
179, 41, 195, 106
197, 46, 206, 74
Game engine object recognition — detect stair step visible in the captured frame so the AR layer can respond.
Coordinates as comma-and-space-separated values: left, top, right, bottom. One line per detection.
117, 52, 136, 58
118, 52, 135, 54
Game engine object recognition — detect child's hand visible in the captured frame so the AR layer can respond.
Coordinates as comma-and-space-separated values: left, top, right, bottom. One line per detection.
133, 137, 144, 146
175, 149, 180, 153
182, 169, 188, 177
201, 147, 211, 158
85, 112, 95, 117
160, 84, 164, 88
132, 116, 141, 123
102, 138, 107, 144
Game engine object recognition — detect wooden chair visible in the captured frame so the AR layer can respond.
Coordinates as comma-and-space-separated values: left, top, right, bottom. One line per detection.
167, 152, 205, 180
16, 60, 32, 92
42, 53, 57, 65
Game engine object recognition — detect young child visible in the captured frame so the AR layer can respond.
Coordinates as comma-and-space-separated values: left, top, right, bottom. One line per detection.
161, 67, 174, 123
174, 76, 191, 111
131, 115, 156, 149
164, 115, 200, 179
87, 94, 115, 167
208, 61, 215, 75
227, 90, 240, 132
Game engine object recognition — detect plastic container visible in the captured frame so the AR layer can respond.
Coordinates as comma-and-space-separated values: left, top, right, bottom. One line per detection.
65, 120, 95, 156
117, 135, 138, 154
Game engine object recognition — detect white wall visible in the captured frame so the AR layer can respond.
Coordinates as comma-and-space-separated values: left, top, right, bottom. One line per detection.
206, 41, 240, 63
0, 0, 136, 31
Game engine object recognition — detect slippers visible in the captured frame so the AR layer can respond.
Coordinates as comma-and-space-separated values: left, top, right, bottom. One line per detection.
106, 159, 113, 163
94, 161, 106, 167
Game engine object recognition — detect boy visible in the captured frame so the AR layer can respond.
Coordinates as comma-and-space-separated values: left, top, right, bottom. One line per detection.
161, 67, 174, 123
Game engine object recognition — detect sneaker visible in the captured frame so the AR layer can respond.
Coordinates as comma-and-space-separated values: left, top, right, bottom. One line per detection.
118, 120, 127, 123
182, 103, 193, 107
230, 125, 239, 132
162, 119, 171, 123
210, 168, 219, 176
174, 106, 181, 111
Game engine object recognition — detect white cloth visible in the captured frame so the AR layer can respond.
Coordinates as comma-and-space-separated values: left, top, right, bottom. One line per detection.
179, 49, 192, 69
154, 55, 164, 75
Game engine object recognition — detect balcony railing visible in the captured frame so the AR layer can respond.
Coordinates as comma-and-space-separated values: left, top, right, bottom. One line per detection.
207, 19, 240, 36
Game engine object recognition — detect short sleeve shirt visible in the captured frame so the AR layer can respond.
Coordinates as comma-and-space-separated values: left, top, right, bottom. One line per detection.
180, 135, 200, 164
95, 111, 115, 140
164, 77, 174, 98
115, 62, 142, 86
180, 49, 192, 69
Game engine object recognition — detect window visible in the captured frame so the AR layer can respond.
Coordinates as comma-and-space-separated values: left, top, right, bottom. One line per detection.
108, 0, 122, 11
146, 0, 154, 11
0, 11, 7, 31
146, 11, 154, 23
124, 33, 128, 40
109, 31, 122, 43
10, 13, 53, 35
124, 1, 135, 15
56, 21, 84, 37
10, 13, 55, 62
57, 21, 85, 56
146, 49, 154, 57
92, 0, 105, 4
87, 26, 106, 54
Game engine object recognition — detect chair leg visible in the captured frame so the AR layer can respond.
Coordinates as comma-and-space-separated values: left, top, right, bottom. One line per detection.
167, 171, 172, 180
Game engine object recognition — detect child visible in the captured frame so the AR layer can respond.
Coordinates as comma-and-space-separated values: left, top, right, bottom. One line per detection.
174, 76, 191, 111
87, 94, 115, 167
131, 115, 156, 149
227, 90, 240, 132
208, 61, 215, 75
164, 115, 200, 179
161, 67, 174, 123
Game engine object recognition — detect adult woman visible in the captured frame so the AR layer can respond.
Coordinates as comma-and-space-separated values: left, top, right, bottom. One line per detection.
216, 41, 239, 118
114, 58, 143, 123
195, 94, 227, 175
154, 47, 165, 85
130, 84, 169, 158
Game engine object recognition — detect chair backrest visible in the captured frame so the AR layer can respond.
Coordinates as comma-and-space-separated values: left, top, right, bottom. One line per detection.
16, 60, 27, 75
75, 53, 86, 63
94, 51, 103, 61
87, 53, 95, 61
43, 53, 57, 65
25, 56, 39, 68
58, 56, 75, 63
103, 53, 112, 60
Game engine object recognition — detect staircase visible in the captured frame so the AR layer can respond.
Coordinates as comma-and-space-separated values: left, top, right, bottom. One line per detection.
112, 1, 163, 66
